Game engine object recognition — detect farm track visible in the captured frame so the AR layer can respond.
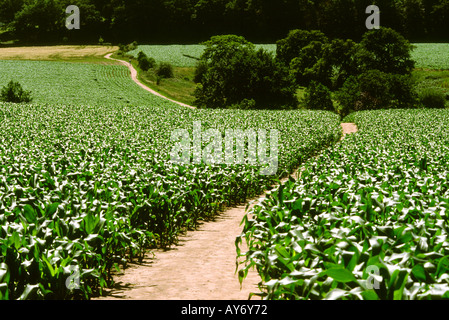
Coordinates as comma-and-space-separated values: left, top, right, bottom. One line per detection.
95, 123, 358, 300
104, 53, 195, 109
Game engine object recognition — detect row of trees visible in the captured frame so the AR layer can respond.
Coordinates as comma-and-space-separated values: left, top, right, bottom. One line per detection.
193, 27, 429, 115
0, 0, 448, 44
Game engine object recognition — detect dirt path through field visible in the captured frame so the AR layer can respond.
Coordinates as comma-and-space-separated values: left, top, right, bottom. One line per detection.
104, 53, 195, 109
95, 123, 358, 301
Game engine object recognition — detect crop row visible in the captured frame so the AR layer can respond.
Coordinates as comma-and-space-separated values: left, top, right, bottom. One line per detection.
237, 108, 449, 300
0, 61, 161, 106
0, 103, 341, 299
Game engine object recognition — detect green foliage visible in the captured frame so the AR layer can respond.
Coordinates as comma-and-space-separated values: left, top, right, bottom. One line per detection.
412, 44, 449, 70
0, 102, 342, 299
237, 109, 449, 300
276, 29, 328, 67
418, 87, 447, 109
336, 71, 418, 116
137, 51, 156, 72
320, 39, 359, 89
289, 41, 330, 87
194, 35, 297, 109
302, 81, 334, 112
0, 80, 32, 103
156, 62, 174, 79
356, 27, 415, 75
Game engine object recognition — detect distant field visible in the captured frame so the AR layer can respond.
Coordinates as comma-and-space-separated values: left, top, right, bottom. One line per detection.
0, 60, 175, 106
130, 43, 449, 70
412, 43, 449, 70
0, 45, 118, 63
129, 44, 277, 67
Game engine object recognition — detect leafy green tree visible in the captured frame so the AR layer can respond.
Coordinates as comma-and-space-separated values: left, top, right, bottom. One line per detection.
13, 0, 64, 42
276, 29, 328, 67
289, 41, 331, 87
356, 27, 415, 75
302, 81, 334, 111
320, 38, 358, 89
0, 0, 25, 24
194, 34, 297, 109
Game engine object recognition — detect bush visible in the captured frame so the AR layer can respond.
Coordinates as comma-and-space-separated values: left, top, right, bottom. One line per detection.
336, 70, 418, 116
137, 51, 155, 71
302, 81, 334, 111
418, 87, 447, 108
228, 98, 257, 110
356, 70, 393, 110
0, 80, 32, 103
335, 76, 360, 117
389, 74, 418, 108
156, 62, 174, 79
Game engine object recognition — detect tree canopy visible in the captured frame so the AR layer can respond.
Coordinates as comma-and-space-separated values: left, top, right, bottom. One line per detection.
0, 0, 447, 44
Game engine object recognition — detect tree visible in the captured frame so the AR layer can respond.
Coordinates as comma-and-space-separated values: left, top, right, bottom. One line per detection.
194, 35, 297, 109
276, 29, 328, 67
289, 41, 331, 87
356, 27, 415, 75
0, 0, 25, 24
0, 81, 32, 103
13, 0, 64, 42
320, 38, 358, 89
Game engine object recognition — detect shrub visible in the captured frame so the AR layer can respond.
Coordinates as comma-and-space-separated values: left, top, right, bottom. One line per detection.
389, 74, 418, 108
156, 62, 174, 79
228, 98, 257, 110
356, 70, 393, 110
137, 51, 155, 71
0, 80, 32, 103
335, 76, 360, 117
302, 81, 334, 111
418, 87, 447, 108
336, 70, 419, 116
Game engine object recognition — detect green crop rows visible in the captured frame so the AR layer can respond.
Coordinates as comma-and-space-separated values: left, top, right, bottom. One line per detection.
0, 101, 341, 299
0, 60, 166, 106
412, 43, 449, 70
237, 109, 449, 300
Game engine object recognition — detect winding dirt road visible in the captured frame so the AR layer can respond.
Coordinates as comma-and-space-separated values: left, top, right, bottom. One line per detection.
104, 53, 195, 109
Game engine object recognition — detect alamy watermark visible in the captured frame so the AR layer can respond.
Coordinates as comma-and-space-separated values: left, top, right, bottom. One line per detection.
66, 5, 80, 30
366, 5, 380, 30
65, 265, 80, 290
366, 265, 381, 289
170, 121, 279, 176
